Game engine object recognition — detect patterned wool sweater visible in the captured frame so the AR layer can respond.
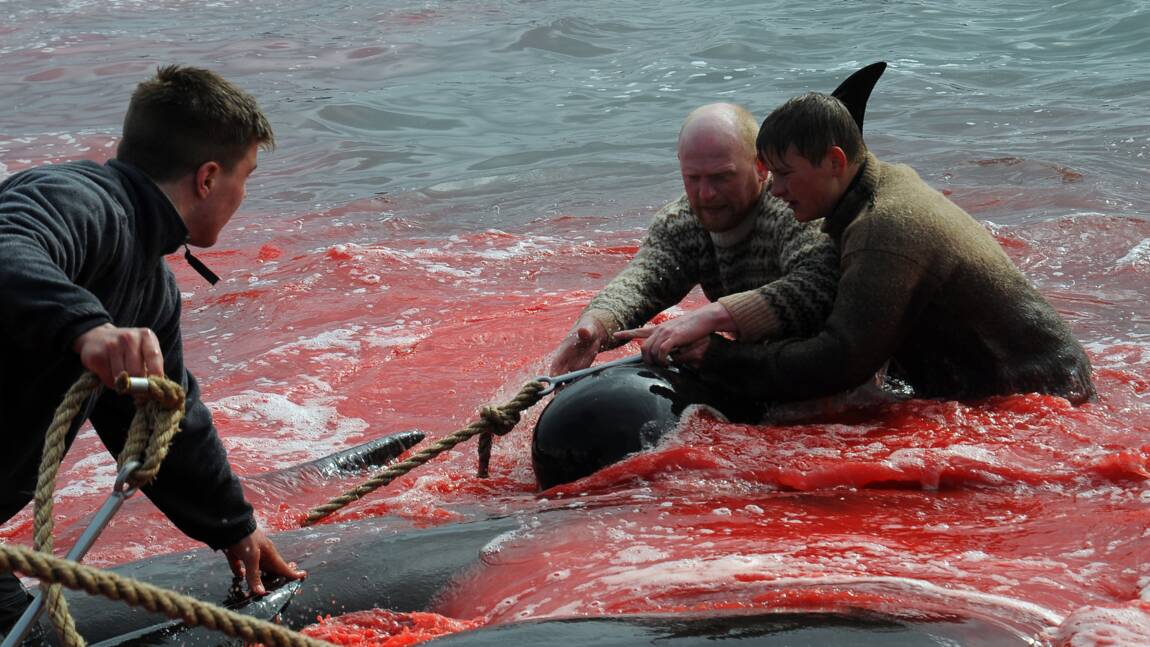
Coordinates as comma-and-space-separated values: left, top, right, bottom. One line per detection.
584, 188, 839, 345
704, 152, 1096, 404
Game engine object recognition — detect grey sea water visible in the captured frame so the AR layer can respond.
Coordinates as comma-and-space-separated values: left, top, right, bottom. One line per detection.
2, 0, 1148, 235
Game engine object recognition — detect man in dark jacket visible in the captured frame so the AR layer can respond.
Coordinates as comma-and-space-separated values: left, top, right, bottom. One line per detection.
0, 65, 304, 634
634, 91, 1095, 405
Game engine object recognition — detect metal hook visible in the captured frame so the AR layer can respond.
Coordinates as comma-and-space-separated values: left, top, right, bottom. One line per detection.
535, 354, 643, 395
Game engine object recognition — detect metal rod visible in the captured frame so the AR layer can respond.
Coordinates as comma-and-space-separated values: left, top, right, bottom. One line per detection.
2, 462, 140, 647
535, 354, 643, 395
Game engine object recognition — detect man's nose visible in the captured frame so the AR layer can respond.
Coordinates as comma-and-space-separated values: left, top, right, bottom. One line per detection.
769, 178, 786, 198
699, 181, 718, 201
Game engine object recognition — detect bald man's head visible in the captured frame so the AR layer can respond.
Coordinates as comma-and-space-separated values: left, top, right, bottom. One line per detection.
678, 103, 758, 159
676, 103, 766, 233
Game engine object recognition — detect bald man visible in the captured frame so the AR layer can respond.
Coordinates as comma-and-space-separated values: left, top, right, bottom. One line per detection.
549, 103, 839, 381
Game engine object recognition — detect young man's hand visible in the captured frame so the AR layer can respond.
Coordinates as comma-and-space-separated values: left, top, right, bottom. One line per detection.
614, 302, 734, 367
222, 528, 307, 596
73, 323, 165, 387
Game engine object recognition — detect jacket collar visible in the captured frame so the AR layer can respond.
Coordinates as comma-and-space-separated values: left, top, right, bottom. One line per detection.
821, 151, 879, 245
105, 159, 189, 257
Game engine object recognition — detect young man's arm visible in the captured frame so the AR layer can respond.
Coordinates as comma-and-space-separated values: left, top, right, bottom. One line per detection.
703, 245, 934, 401
0, 170, 119, 358
89, 274, 303, 593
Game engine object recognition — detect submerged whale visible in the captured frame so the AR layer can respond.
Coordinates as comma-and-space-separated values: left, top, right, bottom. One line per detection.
430, 611, 1034, 646
34, 507, 1038, 646
531, 364, 757, 489
7, 430, 505, 646
11, 427, 1036, 646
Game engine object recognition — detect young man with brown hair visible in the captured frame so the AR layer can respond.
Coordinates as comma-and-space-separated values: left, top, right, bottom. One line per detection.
0, 66, 304, 635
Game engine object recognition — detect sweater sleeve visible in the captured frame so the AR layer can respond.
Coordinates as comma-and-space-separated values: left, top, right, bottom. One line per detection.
583, 198, 702, 339
0, 170, 115, 354
703, 243, 934, 401
88, 273, 256, 550
717, 201, 839, 342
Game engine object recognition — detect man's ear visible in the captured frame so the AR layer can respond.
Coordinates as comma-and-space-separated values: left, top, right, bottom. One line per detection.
826, 146, 849, 177
755, 156, 770, 182
194, 161, 222, 199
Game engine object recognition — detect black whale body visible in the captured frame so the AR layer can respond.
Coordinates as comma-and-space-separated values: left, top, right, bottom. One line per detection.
531, 364, 758, 489
43, 515, 1035, 647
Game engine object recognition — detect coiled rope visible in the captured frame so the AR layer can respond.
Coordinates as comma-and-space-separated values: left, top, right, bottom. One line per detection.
9, 372, 551, 645
28, 372, 184, 647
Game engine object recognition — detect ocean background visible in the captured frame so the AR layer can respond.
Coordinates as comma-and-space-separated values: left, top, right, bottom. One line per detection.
3, 1, 1149, 644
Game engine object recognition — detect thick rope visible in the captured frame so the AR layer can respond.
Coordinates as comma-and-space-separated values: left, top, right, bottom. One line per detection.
302, 380, 546, 526
0, 544, 334, 647
32, 372, 185, 647
33, 371, 101, 647
112, 373, 186, 485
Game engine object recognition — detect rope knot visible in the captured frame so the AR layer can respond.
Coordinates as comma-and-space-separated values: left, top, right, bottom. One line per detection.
479, 405, 520, 436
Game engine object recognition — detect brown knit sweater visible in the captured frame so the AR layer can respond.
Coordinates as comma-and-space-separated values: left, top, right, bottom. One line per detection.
703, 152, 1096, 404
583, 188, 839, 345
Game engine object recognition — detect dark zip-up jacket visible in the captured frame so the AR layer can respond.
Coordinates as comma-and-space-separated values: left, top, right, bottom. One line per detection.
703, 152, 1095, 405
0, 159, 256, 549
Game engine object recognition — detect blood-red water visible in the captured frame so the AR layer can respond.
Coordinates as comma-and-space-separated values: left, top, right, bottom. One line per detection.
2, 208, 1145, 645
2, 3, 1149, 644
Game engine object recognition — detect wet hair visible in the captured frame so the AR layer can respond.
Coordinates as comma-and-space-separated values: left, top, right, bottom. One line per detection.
116, 65, 274, 182
756, 92, 866, 166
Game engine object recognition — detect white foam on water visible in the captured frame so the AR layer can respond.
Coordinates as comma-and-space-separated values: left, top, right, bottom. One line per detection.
471, 236, 557, 260
212, 390, 368, 468
1115, 237, 1150, 268
959, 550, 991, 562
480, 528, 528, 559
1056, 603, 1150, 646
613, 544, 669, 564
937, 443, 1002, 465
590, 562, 1065, 628
594, 553, 788, 588
362, 323, 427, 349
55, 454, 118, 498
264, 325, 363, 355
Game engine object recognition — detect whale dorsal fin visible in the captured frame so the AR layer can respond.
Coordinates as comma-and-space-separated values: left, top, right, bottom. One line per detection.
831, 61, 887, 133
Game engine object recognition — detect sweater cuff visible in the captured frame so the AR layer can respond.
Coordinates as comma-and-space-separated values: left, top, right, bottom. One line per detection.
583, 308, 623, 338
206, 514, 259, 551
57, 313, 113, 354
717, 292, 782, 343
